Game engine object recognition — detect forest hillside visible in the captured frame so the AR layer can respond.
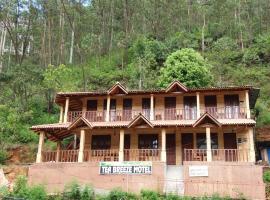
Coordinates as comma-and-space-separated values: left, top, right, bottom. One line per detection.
0, 0, 270, 160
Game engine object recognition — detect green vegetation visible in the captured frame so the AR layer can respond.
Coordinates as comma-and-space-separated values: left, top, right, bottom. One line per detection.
0, 176, 237, 200
0, 0, 270, 152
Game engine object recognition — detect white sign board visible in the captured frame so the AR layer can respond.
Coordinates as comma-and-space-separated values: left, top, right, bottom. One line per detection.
189, 165, 208, 177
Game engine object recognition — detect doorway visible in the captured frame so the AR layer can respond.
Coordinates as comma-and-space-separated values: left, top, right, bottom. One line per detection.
181, 133, 193, 162
166, 134, 176, 165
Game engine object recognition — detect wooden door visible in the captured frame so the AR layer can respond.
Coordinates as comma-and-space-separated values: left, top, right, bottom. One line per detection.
142, 98, 151, 119
181, 133, 193, 162
184, 96, 197, 119
123, 99, 132, 120
224, 133, 237, 161
165, 97, 176, 120
110, 99, 117, 121
166, 134, 176, 165
224, 95, 240, 118
124, 134, 130, 161
204, 95, 217, 116
87, 100, 97, 121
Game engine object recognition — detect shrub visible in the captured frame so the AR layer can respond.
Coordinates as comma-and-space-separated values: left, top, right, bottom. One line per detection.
0, 150, 8, 165
140, 190, 160, 200
264, 171, 270, 183
107, 188, 137, 200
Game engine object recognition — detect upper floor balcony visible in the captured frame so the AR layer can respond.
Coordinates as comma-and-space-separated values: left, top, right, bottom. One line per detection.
67, 106, 247, 123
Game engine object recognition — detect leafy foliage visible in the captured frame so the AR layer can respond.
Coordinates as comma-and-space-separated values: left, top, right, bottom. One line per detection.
158, 48, 213, 88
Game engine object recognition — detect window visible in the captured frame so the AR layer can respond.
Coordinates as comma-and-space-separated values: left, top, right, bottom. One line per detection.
196, 133, 218, 149
184, 96, 197, 119
91, 135, 111, 150
138, 134, 158, 149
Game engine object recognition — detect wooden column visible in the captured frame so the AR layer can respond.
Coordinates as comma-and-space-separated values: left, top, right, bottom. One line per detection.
218, 128, 224, 149
106, 96, 111, 122
78, 129, 85, 162
119, 129, 125, 162
59, 106, 64, 123
56, 141, 61, 162
175, 130, 182, 165
36, 131, 45, 163
63, 97, 70, 123
246, 90, 251, 119
193, 132, 197, 149
248, 127, 255, 162
150, 94, 154, 120
196, 92, 200, 119
206, 127, 212, 162
82, 98, 87, 117
161, 128, 166, 162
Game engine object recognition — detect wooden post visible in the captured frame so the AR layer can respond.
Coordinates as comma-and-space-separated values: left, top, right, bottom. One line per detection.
56, 141, 61, 162
63, 97, 70, 123
82, 98, 87, 117
248, 127, 255, 162
218, 128, 224, 149
161, 128, 166, 162
36, 131, 45, 163
193, 132, 197, 149
119, 129, 125, 162
246, 90, 250, 119
106, 96, 111, 122
196, 92, 200, 119
150, 94, 154, 120
59, 106, 64, 123
78, 129, 85, 162
175, 130, 182, 165
206, 127, 212, 162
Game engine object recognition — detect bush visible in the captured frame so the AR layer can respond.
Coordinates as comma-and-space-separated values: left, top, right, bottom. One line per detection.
140, 190, 160, 200
106, 188, 137, 200
0, 150, 8, 165
63, 181, 94, 200
264, 171, 270, 183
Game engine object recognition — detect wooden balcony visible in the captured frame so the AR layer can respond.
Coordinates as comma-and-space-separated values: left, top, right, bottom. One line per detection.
41, 149, 161, 163
184, 149, 249, 162
202, 106, 247, 119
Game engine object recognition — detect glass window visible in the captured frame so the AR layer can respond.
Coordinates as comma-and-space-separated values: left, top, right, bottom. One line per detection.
91, 135, 111, 150
138, 134, 158, 149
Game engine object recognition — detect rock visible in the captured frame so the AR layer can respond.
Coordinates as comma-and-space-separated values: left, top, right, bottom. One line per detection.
0, 168, 9, 187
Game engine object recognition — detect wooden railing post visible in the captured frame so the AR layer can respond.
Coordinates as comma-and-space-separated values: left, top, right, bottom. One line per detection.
119, 129, 124, 162
150, 94, 154, 120
206, 127, 212, 162
161, 128, 166, 162
36, 131, 45, 163
56, 141, 61, 162
63, 97, 70, 123
78, 130, 85, 162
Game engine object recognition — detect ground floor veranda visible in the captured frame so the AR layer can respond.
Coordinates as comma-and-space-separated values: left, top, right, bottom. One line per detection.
37, 125, 255, 164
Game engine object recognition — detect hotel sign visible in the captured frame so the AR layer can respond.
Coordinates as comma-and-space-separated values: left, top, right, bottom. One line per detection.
189, 165, 208, 177
99, 161, 152, 175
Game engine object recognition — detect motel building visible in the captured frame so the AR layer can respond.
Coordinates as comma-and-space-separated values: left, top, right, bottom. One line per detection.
29, 81, 266, 199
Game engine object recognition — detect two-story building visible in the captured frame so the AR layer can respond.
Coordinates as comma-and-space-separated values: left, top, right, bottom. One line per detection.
29, 81, 265, 199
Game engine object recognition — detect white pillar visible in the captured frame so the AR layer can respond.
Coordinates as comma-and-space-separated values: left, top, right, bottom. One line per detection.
206, 127, 212, 162
119, 129, 124, 162
248, 127, 255, 162
245, 90, 250, 119
36, 132, 45, 163
63, 97, 70, 123
196, 92, 200, 119
56, 141, 61, 162
59, 106, 64, 123
161, 128, 166, 162
106, 96, 111, 122
150, 94, 154, 120
78, 129, 85, 162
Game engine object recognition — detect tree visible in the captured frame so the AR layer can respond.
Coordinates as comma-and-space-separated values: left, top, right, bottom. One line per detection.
158, 48, 213, 88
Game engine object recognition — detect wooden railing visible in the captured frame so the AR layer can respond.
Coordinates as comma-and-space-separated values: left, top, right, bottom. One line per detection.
109, 110, 147, 121
203, 106, 246, 119
184, 149, 249, 162
83, 149, 119, 162
42, 150, 79, 162
124, 149, 160, 161
68, 111, 106, 122
154, 108, 197, 120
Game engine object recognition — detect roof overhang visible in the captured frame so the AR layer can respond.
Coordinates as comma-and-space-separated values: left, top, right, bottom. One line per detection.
127, 113, 154, 128
193, 112, 221, 127
166, 80, 188, 93
107, 82, 128, 95
68, 117, 93, 130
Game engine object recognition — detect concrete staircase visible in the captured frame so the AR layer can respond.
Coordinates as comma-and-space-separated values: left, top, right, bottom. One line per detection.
164, 165, 184, 195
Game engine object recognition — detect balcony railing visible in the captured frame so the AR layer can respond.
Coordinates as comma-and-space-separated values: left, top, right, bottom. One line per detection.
184, 149, 249, 162
67, 106, 247, 123
83, 149, 119, 162
124, 149, 160, 161
42, 150, 79, 162
202, 106, 246, 119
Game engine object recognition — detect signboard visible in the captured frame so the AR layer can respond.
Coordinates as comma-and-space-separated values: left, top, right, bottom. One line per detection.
189, 165, 208, 177
99, 161, 152, 175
